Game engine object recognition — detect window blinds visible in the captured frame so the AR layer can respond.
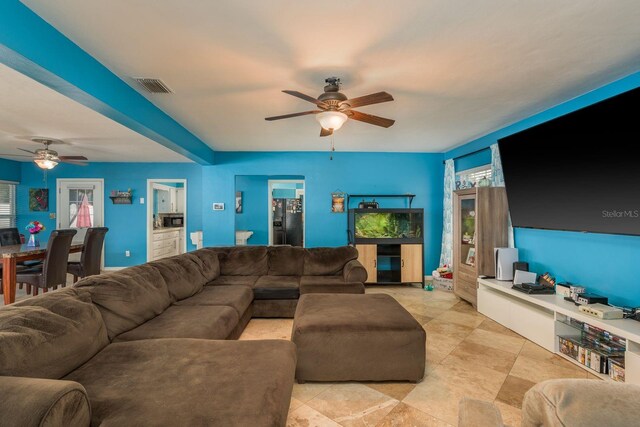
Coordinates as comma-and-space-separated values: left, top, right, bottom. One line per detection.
0, 182, 17, 228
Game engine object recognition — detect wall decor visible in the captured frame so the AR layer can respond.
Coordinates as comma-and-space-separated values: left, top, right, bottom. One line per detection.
235, 191, 243, 213
29, 188, 49, 211
331, 191, 346, 213
213, 202, 225, 211
109, 189, 133, 204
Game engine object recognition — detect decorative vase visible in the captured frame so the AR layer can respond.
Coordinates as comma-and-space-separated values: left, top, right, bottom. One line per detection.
27, 234, 40, 247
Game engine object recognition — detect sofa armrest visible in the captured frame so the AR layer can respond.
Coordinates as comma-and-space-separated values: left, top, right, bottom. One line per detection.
522, 379, 640, 427
0, 376, 91, 427
458, 398, 504, 427
343, 259, 367, 283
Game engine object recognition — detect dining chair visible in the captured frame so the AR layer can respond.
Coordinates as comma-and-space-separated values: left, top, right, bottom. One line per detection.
67, 227, 108, 283
16, 229, 77, 296
0, 228, 22, 295
0, 227, 21, 246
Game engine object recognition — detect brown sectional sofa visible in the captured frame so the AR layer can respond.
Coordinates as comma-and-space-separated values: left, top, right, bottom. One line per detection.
207, 245, 367, 317
0, 245, 365, 426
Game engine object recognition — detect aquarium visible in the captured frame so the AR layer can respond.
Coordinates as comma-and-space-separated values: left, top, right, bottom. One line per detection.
350, 209, 424, 242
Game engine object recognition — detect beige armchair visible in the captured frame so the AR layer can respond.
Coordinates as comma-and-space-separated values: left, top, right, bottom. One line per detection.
459, 378, 640, 427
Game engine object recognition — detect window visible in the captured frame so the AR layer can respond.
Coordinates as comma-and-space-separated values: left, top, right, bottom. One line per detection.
0, 182, 17, 228
456, 165, 492, 188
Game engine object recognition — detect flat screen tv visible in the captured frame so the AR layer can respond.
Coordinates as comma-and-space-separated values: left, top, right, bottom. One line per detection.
498, 86, 640, 236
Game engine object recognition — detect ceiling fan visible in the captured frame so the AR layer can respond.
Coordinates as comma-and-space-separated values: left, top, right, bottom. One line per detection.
265, 77, 395, 136
0, 137, 88, 169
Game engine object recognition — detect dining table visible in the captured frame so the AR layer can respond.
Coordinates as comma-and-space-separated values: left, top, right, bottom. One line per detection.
1, 238, 84, 305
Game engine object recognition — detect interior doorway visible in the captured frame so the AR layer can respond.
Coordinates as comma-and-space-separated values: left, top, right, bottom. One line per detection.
146, 179, 188, 261
268, 179, 305, 247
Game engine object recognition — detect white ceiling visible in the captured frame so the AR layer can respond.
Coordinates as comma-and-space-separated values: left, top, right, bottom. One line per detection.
0, 62, 190, 162
19, 0, 640, 153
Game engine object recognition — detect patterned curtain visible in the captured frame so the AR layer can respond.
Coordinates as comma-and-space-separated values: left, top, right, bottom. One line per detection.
490, 144, 514, 247
439, 159, 455, 267
490, 144, 505, 186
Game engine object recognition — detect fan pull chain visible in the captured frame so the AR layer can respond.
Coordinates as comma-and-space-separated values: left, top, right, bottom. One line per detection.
330, 134, 335, 160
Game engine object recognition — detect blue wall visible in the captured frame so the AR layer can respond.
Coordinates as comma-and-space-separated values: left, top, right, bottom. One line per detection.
0, 158, 21, 182
272, 189, 297, 198
235, 175, 269, 245
446, 71, 640, 306
203, 152, 444, 271
454, 149, 491, 172
17, 162, 202, 267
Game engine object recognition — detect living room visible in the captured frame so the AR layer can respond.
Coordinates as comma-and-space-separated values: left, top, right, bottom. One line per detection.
2, 1, 640, 426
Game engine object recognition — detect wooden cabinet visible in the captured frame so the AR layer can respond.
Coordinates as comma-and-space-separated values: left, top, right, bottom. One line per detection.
356, 243, 424, 285
401, 244, 423, 283
356, 244, 378, 283
453, 187, 509, 306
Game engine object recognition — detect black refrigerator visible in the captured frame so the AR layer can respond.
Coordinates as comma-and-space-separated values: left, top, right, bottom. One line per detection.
272, 197, 303, 246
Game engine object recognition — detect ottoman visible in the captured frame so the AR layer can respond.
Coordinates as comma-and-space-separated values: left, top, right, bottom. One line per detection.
292, 293, 426, 382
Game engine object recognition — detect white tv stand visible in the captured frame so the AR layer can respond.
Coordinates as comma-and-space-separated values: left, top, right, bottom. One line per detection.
477, 278, 640, 384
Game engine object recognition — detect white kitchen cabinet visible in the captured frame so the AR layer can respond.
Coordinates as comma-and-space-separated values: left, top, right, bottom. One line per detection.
152, 230, 180, 260
175, 188, 184, 213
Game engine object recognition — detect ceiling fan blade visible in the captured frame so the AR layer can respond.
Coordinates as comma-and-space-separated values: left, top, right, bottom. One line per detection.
17, 148, 37, 154
59, 159, 88, 166
348, 110, 395, 128
282, 90, 329, 108
265, 110, 322, 121
58, 155, 88, 161
320, 128, 333, 137
340, 91, 394, 109
0, 153, 33, 158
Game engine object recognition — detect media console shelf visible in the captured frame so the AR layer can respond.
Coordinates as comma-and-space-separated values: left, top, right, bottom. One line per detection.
477, 278, 640, 384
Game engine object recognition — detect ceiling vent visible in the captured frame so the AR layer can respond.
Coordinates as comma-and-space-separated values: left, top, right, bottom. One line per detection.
133, 78, 173, 94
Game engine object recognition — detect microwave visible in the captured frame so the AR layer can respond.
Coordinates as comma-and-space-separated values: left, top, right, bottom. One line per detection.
163, 215, 184, 227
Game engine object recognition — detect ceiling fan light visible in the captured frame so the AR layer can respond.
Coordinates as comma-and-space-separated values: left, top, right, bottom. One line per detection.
316, 111, 348, 131
34, 158, 58, 170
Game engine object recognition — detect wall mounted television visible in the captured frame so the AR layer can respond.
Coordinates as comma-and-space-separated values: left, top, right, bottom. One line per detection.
498, 86, 640, 236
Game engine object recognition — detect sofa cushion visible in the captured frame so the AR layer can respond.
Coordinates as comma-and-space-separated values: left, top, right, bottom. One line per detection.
299, 278, 365, 295
148, 252, 208, 301
219, 247, 269, 276
208, 275, 260, 287
522, 379, 640, 427
0, 376, 91, 427
253, 276, 300, 300
0, 288, 108, 379
74, 264, 171, 340
303, 246, 358, 276
268, 246, 305, 276
189, 248, 221, 281
174, 285, 253, 317
64, 339, 297, 427
113, 305, 239, 342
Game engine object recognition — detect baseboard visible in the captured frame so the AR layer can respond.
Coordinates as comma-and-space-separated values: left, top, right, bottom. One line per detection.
425, 275, 433, 281
102, 267, 126, 271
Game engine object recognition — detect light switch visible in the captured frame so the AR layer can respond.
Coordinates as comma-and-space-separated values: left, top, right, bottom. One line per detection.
49, 212, 56, 219
140, 197, 145, 204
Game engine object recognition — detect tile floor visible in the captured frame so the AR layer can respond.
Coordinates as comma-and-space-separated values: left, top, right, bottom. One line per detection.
239, 286, 598, 427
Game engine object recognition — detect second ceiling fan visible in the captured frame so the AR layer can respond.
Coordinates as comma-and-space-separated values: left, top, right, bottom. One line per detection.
265, 77, 395, 136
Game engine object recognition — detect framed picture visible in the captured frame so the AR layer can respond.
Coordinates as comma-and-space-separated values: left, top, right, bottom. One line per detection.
235, 191, 243, 213
331, 191, 346, 213
465, 247, 476, 266
213, 202, 225, 211
29, 188, 49, 211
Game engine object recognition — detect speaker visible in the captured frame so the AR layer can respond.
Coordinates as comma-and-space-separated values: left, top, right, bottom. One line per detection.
513, 262, 529, 278
495, 248, 519, 280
